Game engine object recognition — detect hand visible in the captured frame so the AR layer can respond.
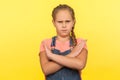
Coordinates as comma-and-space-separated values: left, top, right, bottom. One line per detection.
69, 40, 87, 57
44, 44, 53, 59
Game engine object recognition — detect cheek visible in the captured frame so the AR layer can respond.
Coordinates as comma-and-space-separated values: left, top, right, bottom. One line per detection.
55, 25, 61, 31
54, 22, 62, 27
68, 21, 74, 26
68, 23, 74, 30
66, 27, 72, 33
54, 23, 59, 29
55, 24, 61, 32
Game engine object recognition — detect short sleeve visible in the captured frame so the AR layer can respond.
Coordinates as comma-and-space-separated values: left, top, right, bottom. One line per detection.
40, 41, 45, 52
39, 39, 52, 52
77, 38, 88, 50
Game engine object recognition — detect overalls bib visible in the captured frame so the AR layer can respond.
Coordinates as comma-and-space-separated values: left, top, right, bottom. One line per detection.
46, 36, 81, 80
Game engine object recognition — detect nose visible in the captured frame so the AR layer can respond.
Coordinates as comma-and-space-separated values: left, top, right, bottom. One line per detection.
62, 22, 66, 28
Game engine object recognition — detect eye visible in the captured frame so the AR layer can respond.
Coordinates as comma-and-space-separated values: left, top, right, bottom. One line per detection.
66, 20, 71, 23
57, 21, 63, 23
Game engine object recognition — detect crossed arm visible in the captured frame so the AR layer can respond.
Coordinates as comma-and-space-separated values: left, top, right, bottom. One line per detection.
39, 41, 88, 76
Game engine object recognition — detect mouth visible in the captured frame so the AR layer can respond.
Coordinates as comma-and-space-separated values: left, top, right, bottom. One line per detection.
61, 30, 67, 32
61, 30, 67, 31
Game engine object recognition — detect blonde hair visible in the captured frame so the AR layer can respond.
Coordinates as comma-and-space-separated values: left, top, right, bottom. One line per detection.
52, 4, 77, 46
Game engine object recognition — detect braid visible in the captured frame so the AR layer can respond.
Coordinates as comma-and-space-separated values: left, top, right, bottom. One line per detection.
71, 27, 77, 46
52, 4, 77, 46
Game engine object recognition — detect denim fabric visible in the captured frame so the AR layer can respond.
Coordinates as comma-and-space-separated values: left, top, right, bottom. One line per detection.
46, 36, 81, 80
46, 49, 81, 80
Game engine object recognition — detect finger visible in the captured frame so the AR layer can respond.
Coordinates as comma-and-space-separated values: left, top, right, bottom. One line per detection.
44, 44, 51, 53
78, 40, 86, 47
44, 44, 47, 49
44, 44, 49, 51
78, 40, 85, 45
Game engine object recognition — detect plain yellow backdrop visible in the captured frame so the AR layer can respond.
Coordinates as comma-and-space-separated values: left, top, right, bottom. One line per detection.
0, 0, 120, 80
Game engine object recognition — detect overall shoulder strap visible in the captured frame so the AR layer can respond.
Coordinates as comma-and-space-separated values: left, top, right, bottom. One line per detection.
51, 36, 56, 48
70, 36, 74, 47
51, 36, 74, 49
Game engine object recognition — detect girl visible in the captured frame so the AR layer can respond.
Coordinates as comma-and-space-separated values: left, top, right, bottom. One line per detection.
39, 4, 88, 80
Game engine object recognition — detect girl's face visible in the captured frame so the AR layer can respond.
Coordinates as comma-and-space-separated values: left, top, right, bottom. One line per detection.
53, 10, 75, 37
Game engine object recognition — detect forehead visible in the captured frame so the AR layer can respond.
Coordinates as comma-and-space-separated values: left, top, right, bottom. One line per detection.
55, 10, 73, 20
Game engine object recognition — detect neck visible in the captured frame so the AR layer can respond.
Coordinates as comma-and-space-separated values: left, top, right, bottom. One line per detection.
56, 35, 70, 42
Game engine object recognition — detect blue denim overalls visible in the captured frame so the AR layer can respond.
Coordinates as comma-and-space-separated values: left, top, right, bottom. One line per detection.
46, 36, 81, 80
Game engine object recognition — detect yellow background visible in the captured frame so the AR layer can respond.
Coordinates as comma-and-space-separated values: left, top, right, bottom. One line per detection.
0, 0, 120, 80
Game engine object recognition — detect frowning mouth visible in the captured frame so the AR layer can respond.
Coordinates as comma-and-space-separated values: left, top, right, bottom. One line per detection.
61, 30, 67, 31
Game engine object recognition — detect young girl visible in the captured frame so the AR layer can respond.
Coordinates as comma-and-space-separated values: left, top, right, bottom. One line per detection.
39, 4, 88, 80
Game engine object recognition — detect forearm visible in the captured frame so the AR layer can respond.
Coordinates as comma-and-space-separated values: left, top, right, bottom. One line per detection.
49, 53, 83, 70
43, 61, 63, 76
43, 52, 77, 75
43, 41, 85, 74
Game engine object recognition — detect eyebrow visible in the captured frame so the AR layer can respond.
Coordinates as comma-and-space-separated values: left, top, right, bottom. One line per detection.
57, 20, 71, 22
